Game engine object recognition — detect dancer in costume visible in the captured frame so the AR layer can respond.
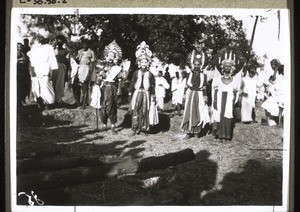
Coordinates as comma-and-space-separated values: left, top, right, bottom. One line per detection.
129, 41, 156, 136
211, 59, 240, 141
180, 43, 210, 139
99, 40, 123, 134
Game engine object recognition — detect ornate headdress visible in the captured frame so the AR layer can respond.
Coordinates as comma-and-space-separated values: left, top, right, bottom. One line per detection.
216, 46, 246, 74
135, 41, 152, 64
187, 49, 205, 70
103, 40, 122, 61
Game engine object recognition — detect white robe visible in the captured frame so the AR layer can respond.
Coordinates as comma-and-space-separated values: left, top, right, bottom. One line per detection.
155, 76, 170, 98
70, 57, 79, 84
171, 77, 187, 105
90, 85, 101, 109
211, 75, 240, 122
27, 43, 58, 104
241, 75, 258, 122
261, 74, 284, 116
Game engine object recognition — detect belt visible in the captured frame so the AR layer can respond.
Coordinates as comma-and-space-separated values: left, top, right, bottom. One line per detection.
103, 81, 116, 86
189, 87, 204, 91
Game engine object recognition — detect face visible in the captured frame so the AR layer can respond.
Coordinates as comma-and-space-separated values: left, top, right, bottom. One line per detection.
108, 52, 115, 59
193, 60, 201, 70
223, 63, 232, 74
249, 69, 256, 78
140, 59, 149, 69
82, 42, 88, 51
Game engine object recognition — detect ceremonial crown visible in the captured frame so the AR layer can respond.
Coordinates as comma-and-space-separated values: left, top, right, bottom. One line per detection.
135, 41, 152, 63
104, 40, 122, 60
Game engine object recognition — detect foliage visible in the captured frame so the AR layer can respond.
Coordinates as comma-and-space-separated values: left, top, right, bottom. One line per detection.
18, 13, 254, 68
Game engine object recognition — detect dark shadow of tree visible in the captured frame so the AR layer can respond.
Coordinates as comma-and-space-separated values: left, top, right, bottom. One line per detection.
201, 159, 282, 205
17, 105, 72, 128
16, 137, 148, 205
170, 150, 218, 205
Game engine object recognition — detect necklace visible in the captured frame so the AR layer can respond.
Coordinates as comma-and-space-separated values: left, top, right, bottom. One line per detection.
223, 75, 231, 79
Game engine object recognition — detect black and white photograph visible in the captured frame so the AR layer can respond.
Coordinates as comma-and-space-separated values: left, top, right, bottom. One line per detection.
9, 7, 291, 212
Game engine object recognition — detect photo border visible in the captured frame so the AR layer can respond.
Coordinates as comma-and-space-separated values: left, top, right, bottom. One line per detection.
6, 2, 294, 212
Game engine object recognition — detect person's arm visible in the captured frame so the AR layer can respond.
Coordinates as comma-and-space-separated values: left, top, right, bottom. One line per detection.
240, 79, 246, 97
233, 89, 238, 106
49, 46, 59, 71
213, 88, 218, 110
90, 50, 95, 63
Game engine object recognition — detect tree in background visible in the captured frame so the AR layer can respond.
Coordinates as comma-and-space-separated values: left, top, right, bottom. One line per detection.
18, 13, 253, 71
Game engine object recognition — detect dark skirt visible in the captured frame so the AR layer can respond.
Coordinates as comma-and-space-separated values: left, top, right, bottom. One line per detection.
181, 90, 203, 134
100, 84, 118, 124
132, 90, 150, 132
217, 91, 233, 140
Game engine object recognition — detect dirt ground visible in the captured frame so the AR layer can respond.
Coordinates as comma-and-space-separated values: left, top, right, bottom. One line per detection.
16, 89, 284, 206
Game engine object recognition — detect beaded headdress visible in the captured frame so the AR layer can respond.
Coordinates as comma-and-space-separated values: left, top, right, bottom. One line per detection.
135, 41, 152, 63
103, 40, 122, 60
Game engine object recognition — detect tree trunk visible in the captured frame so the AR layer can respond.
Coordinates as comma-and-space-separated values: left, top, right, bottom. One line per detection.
137, 148, 195, 172
250, 15, 259, 47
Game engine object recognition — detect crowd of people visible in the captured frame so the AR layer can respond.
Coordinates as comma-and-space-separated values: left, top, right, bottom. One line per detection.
17, 28, 285, 140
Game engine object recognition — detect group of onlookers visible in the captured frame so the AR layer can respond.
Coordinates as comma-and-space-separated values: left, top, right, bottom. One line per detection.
17, 28, 285, 140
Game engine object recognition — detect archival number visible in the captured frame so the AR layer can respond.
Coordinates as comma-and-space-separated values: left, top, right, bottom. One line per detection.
20, 0, 68, 4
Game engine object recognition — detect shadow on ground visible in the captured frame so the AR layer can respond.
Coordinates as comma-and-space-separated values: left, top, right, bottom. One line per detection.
201, 159, 282, 205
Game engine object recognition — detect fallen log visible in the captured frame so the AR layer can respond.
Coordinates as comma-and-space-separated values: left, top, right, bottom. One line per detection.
137, 148, 196, 172
17, 149, 195, 191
